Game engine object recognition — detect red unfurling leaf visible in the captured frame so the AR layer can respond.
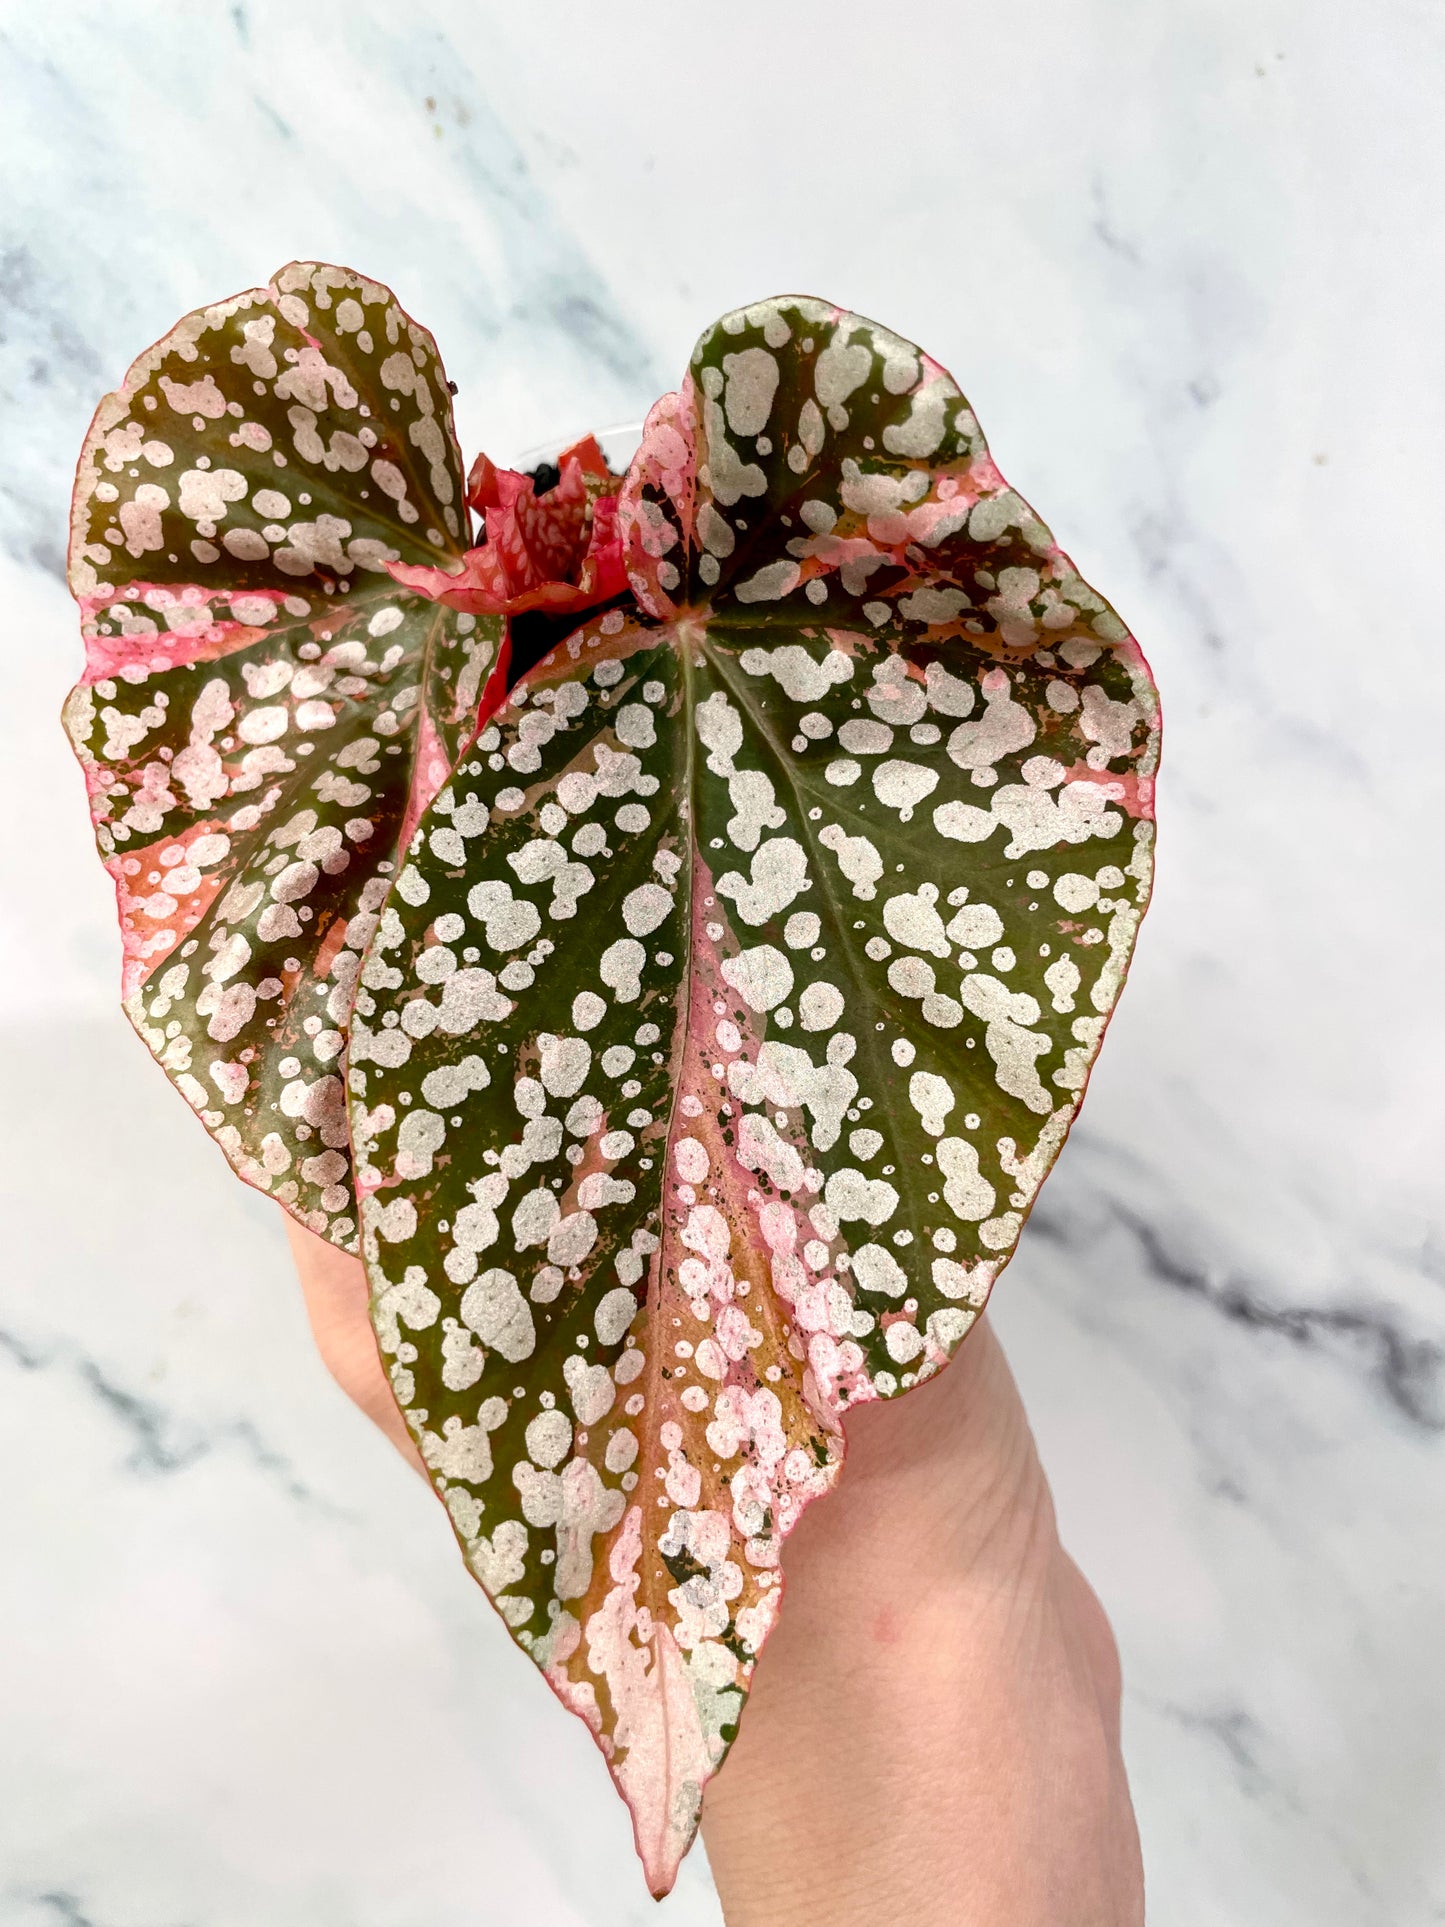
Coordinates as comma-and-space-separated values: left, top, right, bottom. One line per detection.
388, 434, 628, 620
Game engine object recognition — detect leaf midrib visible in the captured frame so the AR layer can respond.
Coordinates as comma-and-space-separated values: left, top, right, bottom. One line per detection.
631, 615, 704, 1818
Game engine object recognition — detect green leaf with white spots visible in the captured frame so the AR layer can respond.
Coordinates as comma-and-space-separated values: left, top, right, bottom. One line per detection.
63, 262, 498, 1247
348, 297, 1160, 1894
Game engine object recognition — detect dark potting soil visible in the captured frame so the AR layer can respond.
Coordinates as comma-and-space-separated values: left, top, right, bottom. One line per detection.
507, 597, 632, 686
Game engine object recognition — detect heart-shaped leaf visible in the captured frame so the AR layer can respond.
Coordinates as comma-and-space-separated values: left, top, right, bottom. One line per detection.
63, 262, 501, 1246
348, 297, 1160, 1892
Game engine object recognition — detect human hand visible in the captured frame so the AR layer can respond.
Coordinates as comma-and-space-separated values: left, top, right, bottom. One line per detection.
285, 1214, 425, 1473
285, 1214, 1143, 1925
698, 1307, 1145, 1927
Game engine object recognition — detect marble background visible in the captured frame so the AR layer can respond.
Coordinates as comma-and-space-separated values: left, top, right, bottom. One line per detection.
2, 2, 1442, 1921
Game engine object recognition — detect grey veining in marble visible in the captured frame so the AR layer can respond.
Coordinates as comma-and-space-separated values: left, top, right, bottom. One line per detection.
2, 2, 1442, 1922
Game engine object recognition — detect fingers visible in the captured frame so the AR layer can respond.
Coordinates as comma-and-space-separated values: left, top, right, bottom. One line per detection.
283, 1214, 427, 1473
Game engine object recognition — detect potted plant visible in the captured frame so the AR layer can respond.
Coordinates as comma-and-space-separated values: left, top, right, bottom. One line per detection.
64, 261, 1158, 1896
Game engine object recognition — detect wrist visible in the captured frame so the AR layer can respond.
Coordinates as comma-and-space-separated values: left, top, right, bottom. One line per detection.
812, 1316, 1062, 1598
700, 1321, 1141, 1927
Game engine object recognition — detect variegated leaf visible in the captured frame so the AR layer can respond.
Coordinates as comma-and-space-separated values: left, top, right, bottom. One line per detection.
63, 262, 499, 1246
349, 297, 1160, 1892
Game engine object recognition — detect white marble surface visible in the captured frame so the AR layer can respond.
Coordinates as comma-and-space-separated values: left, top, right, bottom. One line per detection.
3, 2, 1442, 1921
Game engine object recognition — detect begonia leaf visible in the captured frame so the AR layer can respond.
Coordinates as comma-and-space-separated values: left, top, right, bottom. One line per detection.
63, 262, 498, 1246
347, 297, 1160, 1893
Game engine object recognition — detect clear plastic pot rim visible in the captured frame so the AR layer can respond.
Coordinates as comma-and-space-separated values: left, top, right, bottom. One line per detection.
507, 421, 645, 475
